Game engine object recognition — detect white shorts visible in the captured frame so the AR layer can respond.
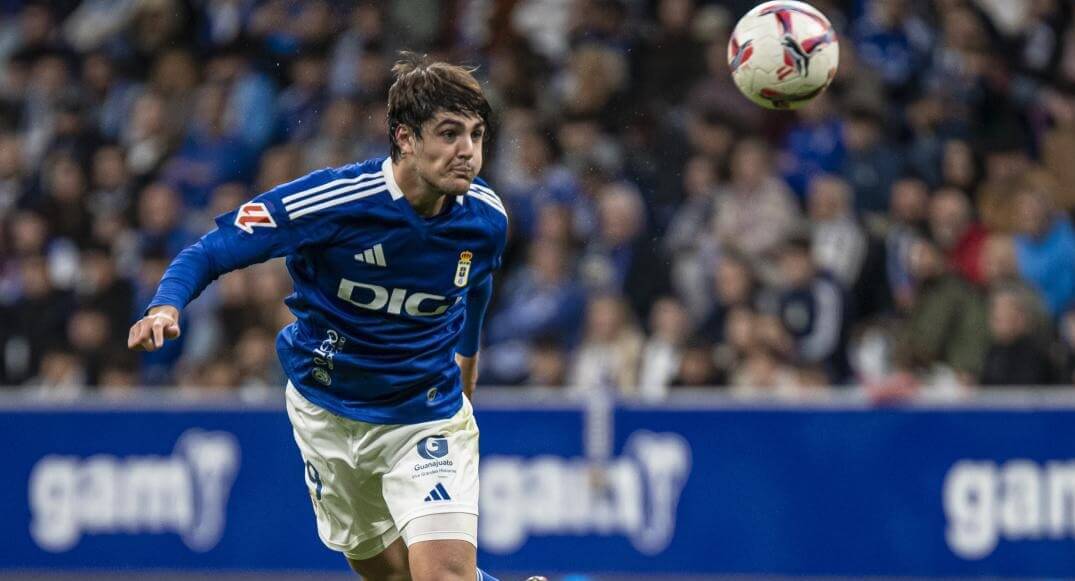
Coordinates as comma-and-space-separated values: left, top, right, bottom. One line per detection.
285, 383, 479, 560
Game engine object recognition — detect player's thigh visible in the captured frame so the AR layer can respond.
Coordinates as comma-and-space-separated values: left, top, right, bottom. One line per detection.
407, 538, 476, 581
347, 537, 410, 581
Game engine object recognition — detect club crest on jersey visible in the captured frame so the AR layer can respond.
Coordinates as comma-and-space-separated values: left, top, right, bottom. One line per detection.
234, 202, 277, 234
454, 251, 473, 288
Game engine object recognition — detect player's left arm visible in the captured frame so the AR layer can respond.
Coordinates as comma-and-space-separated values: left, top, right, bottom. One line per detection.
456, 274, 493, 399
455, 352, 479, 400
457, 178, 507, 398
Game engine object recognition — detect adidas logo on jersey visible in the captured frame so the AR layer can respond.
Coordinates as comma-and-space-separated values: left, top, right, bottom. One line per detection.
354, 244, 387, 267
424, 482, 452, 502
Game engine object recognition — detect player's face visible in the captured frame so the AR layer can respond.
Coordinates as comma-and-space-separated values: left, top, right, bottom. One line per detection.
413, 111, 485, 196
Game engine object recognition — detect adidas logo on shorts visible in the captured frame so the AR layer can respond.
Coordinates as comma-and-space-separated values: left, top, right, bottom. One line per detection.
424, 482, 452, 502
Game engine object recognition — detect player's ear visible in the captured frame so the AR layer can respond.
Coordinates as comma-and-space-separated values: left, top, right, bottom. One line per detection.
395, 125, 418, 157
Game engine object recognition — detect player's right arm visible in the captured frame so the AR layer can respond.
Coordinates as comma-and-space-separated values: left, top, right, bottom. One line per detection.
128, 169, 341, 352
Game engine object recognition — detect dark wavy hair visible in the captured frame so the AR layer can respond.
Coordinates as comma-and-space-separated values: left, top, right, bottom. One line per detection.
386, 52, 492, 162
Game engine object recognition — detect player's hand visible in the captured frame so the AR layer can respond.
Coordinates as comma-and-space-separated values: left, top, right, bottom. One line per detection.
127, 305, 181, 351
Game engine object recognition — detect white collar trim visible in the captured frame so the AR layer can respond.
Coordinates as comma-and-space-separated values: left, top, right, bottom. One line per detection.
381, 157, 406, 200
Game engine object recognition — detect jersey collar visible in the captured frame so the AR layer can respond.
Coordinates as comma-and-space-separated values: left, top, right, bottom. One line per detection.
382, 157, 465, 235
381, 157, 465, 206
381, 157, 406, 201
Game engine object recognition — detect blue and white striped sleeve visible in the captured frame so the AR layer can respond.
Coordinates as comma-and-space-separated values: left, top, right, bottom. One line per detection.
147, 168, 386, 313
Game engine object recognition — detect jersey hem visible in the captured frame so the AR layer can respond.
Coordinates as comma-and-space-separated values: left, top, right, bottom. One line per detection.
286, 376, 464, 425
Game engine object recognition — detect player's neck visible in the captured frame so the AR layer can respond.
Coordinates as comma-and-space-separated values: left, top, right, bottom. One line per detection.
392, 161, 447, 218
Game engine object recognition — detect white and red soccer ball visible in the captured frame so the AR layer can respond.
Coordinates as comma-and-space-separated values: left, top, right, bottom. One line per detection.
728, 1, 839, 110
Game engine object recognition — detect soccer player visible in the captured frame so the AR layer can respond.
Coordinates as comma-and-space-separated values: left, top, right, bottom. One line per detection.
128, 54, 518, 581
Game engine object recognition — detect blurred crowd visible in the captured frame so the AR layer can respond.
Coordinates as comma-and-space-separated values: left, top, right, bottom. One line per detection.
1, 0, 1074, 399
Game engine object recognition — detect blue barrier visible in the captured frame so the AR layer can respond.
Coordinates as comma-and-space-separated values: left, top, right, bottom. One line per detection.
4, 394, 1075, 577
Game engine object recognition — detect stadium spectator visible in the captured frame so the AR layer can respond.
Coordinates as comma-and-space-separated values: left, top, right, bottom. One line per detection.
808, 174, 867, 288
1043, 92, 1075, 210
980, 285, 1057, 387
928, 188, 987, 285
304, 98, 363, 171
63, 1, 137, 52
76, 241, 135, 343
904, 92, 945, 188
1058, 308, 1075, 384
136, 182, 193, 259
121, 91, 177, 180
88, 144, 134, 223
714, 138, 800, 271
164, 84, 255, 209
780, 93, 846, 199
527, 338, 569, 387
897, 237, 988, 383
66, 307, 111, 385
20, 52, 76, 167
684, 107, 736, 173
148, 49, 200, 126
664, 154, 720, 317
1012, 185, 1075, 317
204, 44, 278, 151
977, 133, 1034, 232
851, 0, 932, 95
278, 50, 329, 143
713, 305, 758, 385
671, 336, 721, 388
328, 3, 386, 98
80, 52, 142, 141
29, 350, 86, 395
46, 92, 104, 166
885, 177, 929, 310
0, 133, 26, 218
840, 105, 903, 215
687, 33, 765, 137
181, 355, 240, 393
234, 326, 284, 389
940, 139, 980, 194
7, 210, 48, 260
696, 251, 757, 345
773, 235, 850, 383
9, 3, 67, 56
555, 43, 630, 125
126, 0, 194, 72
638, 296, 691, 400
579, 181, 670, 322
1012, 0, 1068, 81
981, 234, 1020, 285
36, 152, 93, 248
97, 353, 138, 396
214, 269, 261, 345
492, 117, 581, 240
731, 345, 797, 398
568, 294, 643, 395
638, 0, 707, 108
253, 144, 304, 194
484, 242, 586, 385
2, 256, 74, 385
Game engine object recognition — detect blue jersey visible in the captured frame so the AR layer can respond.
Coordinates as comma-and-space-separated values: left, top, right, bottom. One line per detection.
148, 157, 508, 424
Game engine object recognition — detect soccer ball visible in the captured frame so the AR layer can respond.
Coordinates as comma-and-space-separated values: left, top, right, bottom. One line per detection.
728, 1, 839, 110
